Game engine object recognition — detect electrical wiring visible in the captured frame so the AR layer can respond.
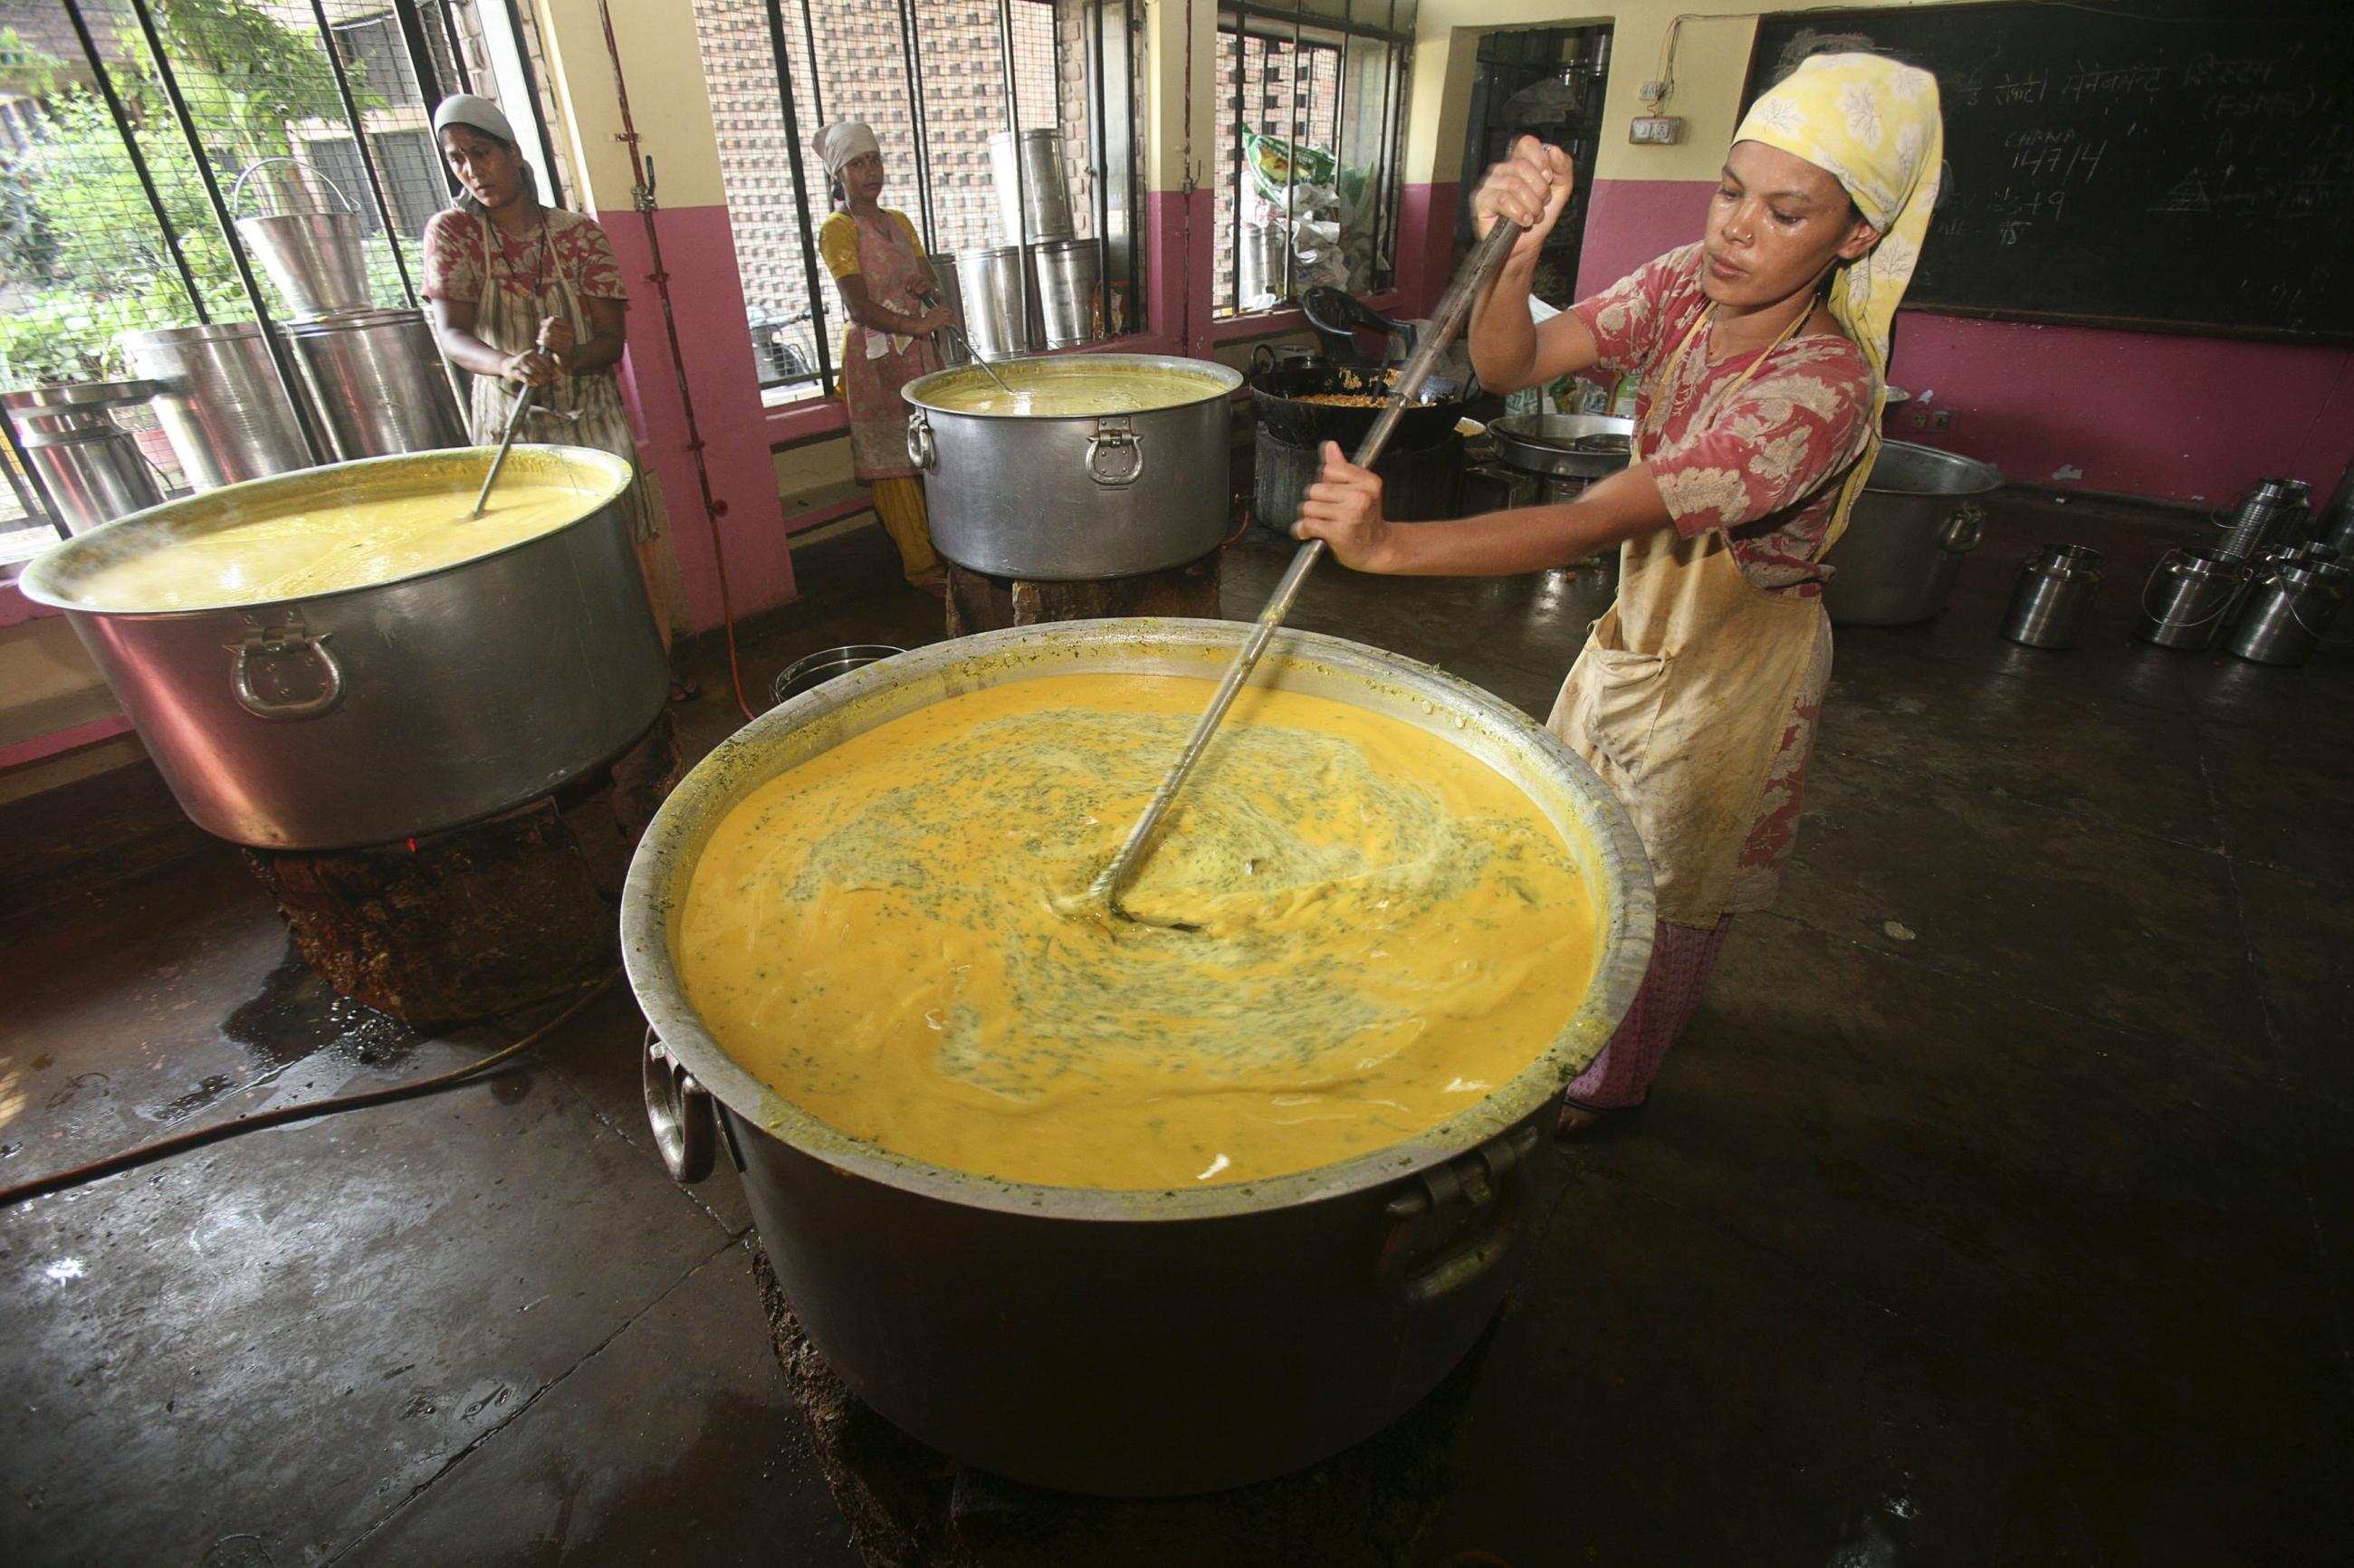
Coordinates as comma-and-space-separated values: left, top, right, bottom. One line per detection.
0, 972, 617, 1210
595, 0, 759, 724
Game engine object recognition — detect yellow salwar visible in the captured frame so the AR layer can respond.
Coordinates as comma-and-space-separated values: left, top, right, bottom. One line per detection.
870, 475, 941, 588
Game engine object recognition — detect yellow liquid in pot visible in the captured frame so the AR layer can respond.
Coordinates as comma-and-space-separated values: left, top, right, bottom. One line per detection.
65, 481, 597, 610
924, 367, 1225, 416
677, 674, 1601, 1190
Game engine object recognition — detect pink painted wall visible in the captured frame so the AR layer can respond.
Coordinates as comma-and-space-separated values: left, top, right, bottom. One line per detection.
597, 202, 797, 631
1550, 177, 2354, 506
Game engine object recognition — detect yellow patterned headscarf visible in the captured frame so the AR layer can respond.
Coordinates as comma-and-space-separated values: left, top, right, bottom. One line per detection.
1735, 52, 1944, 542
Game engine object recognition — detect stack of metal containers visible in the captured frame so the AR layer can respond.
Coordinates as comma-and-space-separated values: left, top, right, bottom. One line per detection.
122, 161, 464, 492
2137, 474, 2348, 664
952, 130, 1100, 359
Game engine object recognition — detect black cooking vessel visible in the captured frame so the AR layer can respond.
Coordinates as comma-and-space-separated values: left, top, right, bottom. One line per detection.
1250, 359, 1469, 453
624, 622, 1656, 1497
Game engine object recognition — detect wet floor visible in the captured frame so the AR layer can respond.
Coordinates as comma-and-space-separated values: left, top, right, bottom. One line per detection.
1, 490, 2349, 1565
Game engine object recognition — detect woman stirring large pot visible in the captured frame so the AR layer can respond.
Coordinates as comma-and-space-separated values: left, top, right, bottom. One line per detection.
1297, 53, 1944, 1133
421, 94, 694, 701
812, 120, 953, 596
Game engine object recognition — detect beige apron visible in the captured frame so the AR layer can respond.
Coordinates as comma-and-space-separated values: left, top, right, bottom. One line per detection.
466, 212, 659, 548
1548, 306, 1827, 928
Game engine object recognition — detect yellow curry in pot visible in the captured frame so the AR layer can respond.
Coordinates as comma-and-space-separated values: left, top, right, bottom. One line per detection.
60, 481, 597, 611
678, 673, 1601, 1190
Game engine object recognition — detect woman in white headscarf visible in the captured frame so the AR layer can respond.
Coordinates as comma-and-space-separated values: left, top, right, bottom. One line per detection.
421, 94, 693, 697
813, 120, 952, 595
1297, 53, 1944, 1132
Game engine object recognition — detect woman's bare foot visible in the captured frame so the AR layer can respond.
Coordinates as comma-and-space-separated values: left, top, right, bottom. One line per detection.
1555, 1100, 1603, 1136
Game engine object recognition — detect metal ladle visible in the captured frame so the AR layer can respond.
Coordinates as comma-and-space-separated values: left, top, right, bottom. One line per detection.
1077, 218, 1526, 923
920, 291, 1017, 398
470, 385, 537, 519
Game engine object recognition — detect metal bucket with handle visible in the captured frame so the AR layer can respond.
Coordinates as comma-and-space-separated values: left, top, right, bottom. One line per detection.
231, 157, 371, 319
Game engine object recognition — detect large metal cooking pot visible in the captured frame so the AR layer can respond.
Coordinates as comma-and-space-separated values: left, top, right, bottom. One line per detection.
277, 308, 466, 462
622, 619, 1655, 1496
17, 446, 665, 850
1821, 441, 2001, 626
904, 354, 1243, 580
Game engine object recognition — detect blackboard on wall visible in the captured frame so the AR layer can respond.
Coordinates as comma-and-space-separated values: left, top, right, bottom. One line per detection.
1745, 1, 2354, 339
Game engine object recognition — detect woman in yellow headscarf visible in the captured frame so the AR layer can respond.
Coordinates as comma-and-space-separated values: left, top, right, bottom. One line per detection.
1297, 53, 1943, 1132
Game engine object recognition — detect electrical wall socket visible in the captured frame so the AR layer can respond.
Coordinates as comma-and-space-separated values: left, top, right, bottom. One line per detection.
1629, 116, 1685, 145
1638, 79, 1666, 101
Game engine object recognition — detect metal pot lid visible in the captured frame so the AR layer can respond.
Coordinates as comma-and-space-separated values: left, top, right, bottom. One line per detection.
3, 378, 167, 413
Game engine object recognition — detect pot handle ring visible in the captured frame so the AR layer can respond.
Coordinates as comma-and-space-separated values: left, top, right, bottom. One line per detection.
907, 409, 936, 470
1086, 418, 1145, 487
1938, 501, 1986, 553
230, 625, 344, 721
1374, 1123, 1541, 1305
643, 1029, 715, 1185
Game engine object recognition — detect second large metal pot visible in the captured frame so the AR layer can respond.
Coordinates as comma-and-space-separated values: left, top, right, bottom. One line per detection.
16, 446, 665, 849
905, 354, 1243, 579
1821, 441, 2002, 626
623, 619, 1655, 1496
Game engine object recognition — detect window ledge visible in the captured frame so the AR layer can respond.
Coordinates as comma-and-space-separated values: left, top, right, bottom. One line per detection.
1210, 293, 1406, 345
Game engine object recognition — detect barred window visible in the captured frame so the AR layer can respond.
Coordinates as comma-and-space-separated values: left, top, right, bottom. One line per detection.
0, 0, 563, 557
692, 0, 1147, 401
1214, 2, 1414, 318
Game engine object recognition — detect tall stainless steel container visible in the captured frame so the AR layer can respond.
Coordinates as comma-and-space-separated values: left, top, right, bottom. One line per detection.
623, 619, 1655, 1496
925, 253, 971, 368
2224, 562, 2342, 666
1033, 237, 1100, 349
905, 354, 1242, 579
1821, 441, 2000, 626
2217, 478, 2307, 560
2315, 471, 2354, 558
15, 446, 665, 849
988, 128, 1074, 244
277, 309, 466, 461
2, 382, 167, 533
952, 244, 1041, 359
124, 322, 311, 490
1239, 221, 1289, 307
2136, 547, 2248, 649
2000, 543, 2103, 649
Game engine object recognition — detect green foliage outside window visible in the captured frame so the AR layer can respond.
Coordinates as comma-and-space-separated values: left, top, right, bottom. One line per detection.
0, 3, 382, 385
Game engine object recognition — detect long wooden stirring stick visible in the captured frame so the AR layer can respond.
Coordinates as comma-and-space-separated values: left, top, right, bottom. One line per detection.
1082, 218, 1526, 919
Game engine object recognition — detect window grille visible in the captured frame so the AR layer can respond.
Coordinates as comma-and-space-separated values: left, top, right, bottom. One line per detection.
1214, 2, 1413, 318
692, 0, 1145, 400
0, 0, 560, 550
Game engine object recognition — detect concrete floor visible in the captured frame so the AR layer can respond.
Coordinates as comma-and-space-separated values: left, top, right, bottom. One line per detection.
2, 490, 2349, 1565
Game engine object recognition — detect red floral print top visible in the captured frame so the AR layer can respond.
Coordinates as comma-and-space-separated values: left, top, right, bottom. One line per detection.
422, 207, 626, 307
1572, 243, 1878, 596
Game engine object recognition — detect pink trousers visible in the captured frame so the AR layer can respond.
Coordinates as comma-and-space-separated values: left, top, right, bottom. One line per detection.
1563, 915, 1734, 1112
